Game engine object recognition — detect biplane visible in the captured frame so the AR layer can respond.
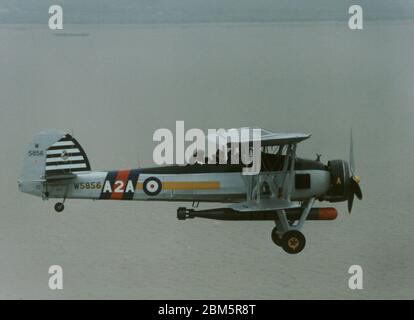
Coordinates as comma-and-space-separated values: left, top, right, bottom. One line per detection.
18, 128, 362, 254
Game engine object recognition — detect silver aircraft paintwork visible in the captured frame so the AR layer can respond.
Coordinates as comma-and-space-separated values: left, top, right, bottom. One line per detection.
19, 170, 331, 202
18, 127, 359, 255
18, 129, 331, 204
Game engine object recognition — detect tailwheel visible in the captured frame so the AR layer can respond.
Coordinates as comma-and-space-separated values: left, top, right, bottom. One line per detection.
54, 202, 64, 213
281, 230, 306, 254
271, 227, 283, 246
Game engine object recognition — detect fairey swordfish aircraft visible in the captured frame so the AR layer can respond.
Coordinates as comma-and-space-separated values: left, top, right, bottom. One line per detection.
18, 128, 363, 254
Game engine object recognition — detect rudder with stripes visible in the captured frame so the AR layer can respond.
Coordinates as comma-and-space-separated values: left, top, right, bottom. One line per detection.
20, 129, 91, 182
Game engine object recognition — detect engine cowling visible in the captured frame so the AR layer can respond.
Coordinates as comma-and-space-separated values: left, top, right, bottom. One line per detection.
326, 159, 351, 202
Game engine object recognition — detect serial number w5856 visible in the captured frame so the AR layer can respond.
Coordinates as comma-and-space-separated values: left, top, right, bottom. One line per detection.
74, 182, 102, 190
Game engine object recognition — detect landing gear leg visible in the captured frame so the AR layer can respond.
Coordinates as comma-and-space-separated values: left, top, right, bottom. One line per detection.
54, 185, 69, 213
271, 201, 313, 254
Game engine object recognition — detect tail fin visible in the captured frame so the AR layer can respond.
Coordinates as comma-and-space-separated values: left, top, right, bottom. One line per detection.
20, 129, 91, 182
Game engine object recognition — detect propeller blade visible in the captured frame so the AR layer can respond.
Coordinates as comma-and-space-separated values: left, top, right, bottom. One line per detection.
347, 193, 354, 213
350, 178, 363, 200
346, 130, 362, 213
349, 129, 355, 174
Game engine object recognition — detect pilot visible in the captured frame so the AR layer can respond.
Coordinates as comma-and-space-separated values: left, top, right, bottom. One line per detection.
190, 149, 205, 165
216, 148, 226, 165
226, 148, 240, 164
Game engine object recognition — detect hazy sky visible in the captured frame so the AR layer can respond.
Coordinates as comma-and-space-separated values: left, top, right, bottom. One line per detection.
1, 0, 414, 24
1, 0, 414, 298
2, 20, 414, 298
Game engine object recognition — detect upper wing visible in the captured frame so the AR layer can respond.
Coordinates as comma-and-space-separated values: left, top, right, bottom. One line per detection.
230, 198, 301, 212
207, 127, 311, 146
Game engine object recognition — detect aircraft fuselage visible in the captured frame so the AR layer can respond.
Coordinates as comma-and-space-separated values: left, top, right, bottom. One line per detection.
19, 163, 331, 203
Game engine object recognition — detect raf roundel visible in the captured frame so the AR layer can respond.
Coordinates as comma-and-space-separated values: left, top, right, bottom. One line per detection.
143, 177, 162, 196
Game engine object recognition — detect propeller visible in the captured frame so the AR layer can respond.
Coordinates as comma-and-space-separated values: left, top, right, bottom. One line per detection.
348, 129, 363, 213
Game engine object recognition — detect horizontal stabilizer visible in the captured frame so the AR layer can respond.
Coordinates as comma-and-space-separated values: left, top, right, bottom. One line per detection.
44, 173, 77, 181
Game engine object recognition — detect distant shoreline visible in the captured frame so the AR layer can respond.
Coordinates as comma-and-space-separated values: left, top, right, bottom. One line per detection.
1, 19, 414, 31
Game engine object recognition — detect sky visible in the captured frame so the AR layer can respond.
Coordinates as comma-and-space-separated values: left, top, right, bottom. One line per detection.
0, 0, 414, 24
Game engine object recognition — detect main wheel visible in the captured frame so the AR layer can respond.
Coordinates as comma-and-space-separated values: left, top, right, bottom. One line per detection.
54, 202, 64, 213
281, 230, 306, 254
271, 227, 283, 246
